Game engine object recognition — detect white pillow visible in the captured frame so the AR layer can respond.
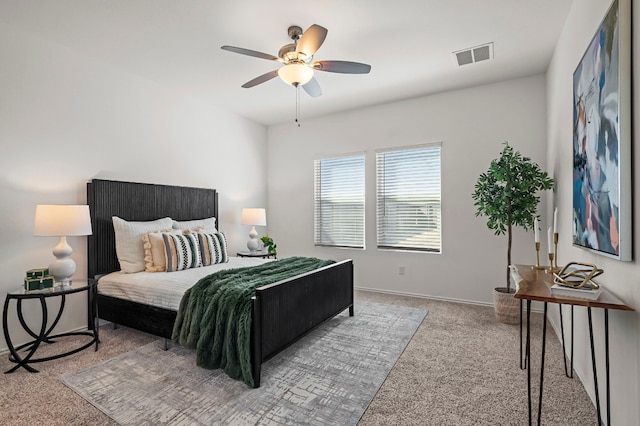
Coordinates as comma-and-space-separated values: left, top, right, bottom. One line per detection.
112, 216, 173, 273
172, 217, 217, 232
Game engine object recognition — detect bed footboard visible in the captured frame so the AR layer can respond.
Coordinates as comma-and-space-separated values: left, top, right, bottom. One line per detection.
251, 259, 354, 387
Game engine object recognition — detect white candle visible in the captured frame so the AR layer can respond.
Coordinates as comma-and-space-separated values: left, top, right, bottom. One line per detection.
534, 217, 539, 243
547, 227, 553, 254
553, 207, 558, 234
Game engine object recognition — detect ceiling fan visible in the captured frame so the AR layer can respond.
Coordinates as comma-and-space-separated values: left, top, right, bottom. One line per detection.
221, 24, 371, 97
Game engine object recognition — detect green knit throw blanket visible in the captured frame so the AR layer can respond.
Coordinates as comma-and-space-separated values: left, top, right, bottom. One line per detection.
171, 256, 335, 387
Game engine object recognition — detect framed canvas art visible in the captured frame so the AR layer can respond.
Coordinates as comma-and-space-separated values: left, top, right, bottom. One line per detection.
572, 0, 632, 261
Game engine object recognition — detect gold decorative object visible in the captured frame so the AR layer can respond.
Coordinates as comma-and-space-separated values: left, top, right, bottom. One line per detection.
553, 232, 560, 270
552, 261, 603, 289
546, 253, 559, 273
532, 242, 545, 269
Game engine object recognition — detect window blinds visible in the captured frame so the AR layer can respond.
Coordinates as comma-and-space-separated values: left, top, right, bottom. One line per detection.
376, 144, 441, 252
314, 155, 365, 248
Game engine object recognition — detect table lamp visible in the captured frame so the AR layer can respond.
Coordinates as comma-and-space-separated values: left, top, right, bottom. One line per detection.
33, 204, 93, 284
241, 208, 266, 252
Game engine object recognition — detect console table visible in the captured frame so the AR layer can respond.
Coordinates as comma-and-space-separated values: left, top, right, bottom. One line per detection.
511, 265, 633, 426
3, 279, 99, 373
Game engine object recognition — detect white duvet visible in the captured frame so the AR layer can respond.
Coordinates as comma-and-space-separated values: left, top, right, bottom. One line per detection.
98, 256, 272, 311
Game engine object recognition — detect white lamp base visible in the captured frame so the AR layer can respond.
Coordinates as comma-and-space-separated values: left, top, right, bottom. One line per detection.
247, 226, 260, 252
49, 236, 76, 284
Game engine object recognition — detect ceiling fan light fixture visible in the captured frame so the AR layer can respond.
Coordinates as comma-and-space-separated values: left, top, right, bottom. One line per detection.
278, 63, 314, 86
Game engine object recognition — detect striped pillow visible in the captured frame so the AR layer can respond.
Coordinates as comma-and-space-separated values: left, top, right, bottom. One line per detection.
163, 233, 203, 272
198, 232, 229, 266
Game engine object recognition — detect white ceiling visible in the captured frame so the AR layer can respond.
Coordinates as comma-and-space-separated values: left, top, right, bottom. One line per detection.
2, 0, 574, 126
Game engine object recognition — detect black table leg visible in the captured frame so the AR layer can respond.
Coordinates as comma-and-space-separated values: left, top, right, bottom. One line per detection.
520, 299, 525, 370
90, 281, 100, 350
604, 309, 610, 426
15, 299, 52, 345
3, 296, 39, 373
526, 300, 532, 426
4, 297, 48, 373
43, 294, 67, 337
559, 304, 568, 376
559, 304, 574, 378
570, 306, 574, 378
587, 307, 603, 425
537, 302, 548, 426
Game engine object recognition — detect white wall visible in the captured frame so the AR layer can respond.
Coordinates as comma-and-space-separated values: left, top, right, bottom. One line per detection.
267, 75, 550, 305
0, 25, 267, 352
546, 0, 640, 422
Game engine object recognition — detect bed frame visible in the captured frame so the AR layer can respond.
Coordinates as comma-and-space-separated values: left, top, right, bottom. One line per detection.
86, 179, 354, 387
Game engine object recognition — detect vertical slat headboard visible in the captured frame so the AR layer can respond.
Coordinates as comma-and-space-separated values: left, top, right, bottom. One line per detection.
87, 179, 219, 279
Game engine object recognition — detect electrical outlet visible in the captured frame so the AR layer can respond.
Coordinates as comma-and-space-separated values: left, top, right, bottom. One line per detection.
398, 265, 405, 275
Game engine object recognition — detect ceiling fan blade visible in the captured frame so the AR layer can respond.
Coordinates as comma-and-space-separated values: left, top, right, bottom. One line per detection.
296, 24, 328, 58
241, 69, 279, 88
313, 60, 371, 74
221, 45, 281, 61
302, 77, 322, 97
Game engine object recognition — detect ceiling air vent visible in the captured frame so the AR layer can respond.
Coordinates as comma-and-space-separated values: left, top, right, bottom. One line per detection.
453, 42, 494, 66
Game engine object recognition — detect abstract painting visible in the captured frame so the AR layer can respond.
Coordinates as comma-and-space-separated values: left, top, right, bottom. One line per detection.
572, 0, 631, 261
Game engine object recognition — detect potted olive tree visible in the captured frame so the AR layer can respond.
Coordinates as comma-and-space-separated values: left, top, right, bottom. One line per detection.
472, 142, 554, 324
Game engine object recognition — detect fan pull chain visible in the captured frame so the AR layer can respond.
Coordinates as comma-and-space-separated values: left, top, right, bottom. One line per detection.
295, 84, 301, 127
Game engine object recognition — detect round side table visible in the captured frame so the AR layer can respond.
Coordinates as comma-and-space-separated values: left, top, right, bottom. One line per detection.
3, 279, 99, 373
237, 251, 277, 259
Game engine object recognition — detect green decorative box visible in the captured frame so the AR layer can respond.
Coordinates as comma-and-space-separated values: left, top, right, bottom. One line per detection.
26, 268, 49, 279
24, 275, 55, 291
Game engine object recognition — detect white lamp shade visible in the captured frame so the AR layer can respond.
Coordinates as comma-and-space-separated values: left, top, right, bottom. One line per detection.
278, 64, 314, 86
34, 205, 93, 237
241, 208, 266, 226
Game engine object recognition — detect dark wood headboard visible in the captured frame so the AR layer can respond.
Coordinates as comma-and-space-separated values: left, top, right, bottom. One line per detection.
87, 179, 219, 279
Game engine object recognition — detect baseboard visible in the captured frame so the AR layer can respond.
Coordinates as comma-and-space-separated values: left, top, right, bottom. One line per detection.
355, 286, 544, 313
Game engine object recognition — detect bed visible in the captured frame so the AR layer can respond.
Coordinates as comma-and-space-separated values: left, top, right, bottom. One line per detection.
86, 178, 354, 387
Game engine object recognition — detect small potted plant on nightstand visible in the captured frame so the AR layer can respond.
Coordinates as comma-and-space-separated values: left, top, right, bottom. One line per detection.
472, 142, 554, 324
260, 235, 277, 255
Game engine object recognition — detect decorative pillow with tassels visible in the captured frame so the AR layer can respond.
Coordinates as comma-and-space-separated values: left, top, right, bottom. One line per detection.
163, 233, 203, 272
198, 232, 229, 266
142, 229, 181, 272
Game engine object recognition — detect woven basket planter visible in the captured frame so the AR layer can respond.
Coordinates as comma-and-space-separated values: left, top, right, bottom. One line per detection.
493, 287, 519, 324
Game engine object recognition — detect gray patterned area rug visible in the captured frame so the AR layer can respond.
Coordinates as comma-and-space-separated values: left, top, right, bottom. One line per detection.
61, 301, 427, 425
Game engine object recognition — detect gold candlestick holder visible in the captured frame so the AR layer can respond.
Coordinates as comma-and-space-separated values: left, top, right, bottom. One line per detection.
546, 253, 556, 273
532, 242, 545, 269
553, 232, 560, 271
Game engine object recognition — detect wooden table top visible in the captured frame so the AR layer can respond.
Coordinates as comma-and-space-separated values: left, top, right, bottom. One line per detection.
512, 264, 634, 311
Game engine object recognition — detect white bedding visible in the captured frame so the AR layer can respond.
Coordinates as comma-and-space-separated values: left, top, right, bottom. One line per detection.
98, 256, 272, 311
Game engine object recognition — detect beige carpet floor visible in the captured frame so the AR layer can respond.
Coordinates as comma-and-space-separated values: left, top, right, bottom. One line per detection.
0, 290, 596, 425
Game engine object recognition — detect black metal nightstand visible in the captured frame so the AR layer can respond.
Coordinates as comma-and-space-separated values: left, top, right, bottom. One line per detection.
237, 251, 277, 259
3, 279, 99, 373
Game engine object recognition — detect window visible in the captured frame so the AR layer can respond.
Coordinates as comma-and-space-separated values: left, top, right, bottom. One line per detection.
376, 144, 441, 252
314, 154, 365, 248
